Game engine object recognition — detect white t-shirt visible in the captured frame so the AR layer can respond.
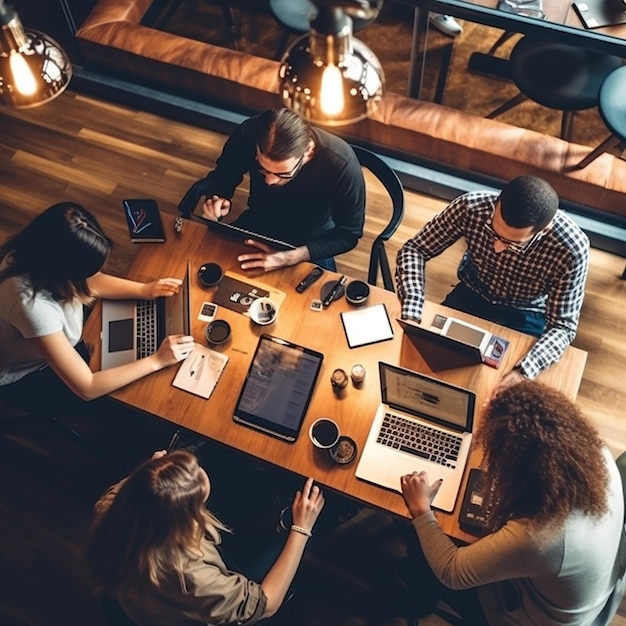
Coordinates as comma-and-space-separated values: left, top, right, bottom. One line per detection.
0, 274, 83, 385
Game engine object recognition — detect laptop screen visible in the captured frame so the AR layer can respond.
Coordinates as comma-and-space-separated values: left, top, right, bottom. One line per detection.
380, 362, 474, 431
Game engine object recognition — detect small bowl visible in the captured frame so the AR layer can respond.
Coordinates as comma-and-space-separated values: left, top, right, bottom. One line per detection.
248, 297, 278, 325
329, 436, 357, 465
345, 280, 370, 306
198, 262, 223, 287
205, 319, 231, 345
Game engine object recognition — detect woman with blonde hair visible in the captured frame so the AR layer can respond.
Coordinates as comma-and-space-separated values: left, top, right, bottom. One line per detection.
84, 449, 324, 625
401, 380, 626, 625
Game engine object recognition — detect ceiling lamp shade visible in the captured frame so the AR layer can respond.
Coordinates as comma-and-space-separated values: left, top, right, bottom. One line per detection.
279, 3, 384, 126
0, 0, 72, 108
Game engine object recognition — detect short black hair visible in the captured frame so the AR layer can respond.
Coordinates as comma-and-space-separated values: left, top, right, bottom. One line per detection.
255, 108, 311, 161
499, 176, 559, 231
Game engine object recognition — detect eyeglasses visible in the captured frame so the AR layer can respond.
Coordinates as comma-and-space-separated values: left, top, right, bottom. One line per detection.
255, 152, 305, 180
484, 221, 534, 253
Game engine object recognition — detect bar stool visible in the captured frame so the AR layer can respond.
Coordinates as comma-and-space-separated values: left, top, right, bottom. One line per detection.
486, 36, 622, 141
576, 64, 626, 168
269, 0, 384, 60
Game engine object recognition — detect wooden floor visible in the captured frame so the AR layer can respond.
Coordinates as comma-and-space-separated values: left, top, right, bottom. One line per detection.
1, 92, 625, 626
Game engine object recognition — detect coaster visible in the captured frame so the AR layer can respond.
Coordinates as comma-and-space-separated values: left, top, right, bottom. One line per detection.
320, 280, 345, 303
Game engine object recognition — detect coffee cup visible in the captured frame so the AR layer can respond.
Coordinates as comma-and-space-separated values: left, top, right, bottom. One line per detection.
249, 297, 278, 325
345, 280, 370, 306
205, 319, 231, 345
309, 417, 340, 449
198, 262, 223, 287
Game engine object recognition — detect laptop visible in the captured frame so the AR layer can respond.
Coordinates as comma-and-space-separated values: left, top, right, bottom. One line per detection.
355, 362, 476, 512
397, 316, 508, 369
100, 261, 191, 369
198, 215, 295, 251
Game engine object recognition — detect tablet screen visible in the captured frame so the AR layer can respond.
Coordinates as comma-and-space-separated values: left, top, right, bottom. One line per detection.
233, 335, 324, 442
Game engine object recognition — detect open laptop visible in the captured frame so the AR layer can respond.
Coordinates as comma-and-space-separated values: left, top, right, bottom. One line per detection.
397, 316, 508, 369
355, 362, 476, 512
100, 261, 191, 369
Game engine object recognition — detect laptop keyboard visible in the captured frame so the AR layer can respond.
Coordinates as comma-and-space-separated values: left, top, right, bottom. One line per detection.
136, 299, 158, 359
377, 412, 462, 468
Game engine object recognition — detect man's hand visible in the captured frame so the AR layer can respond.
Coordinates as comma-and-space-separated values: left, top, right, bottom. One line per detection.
202, 195, 231, 221
237, 239, 309, 274
400, 471, 443, 519
140, 278, 182, 299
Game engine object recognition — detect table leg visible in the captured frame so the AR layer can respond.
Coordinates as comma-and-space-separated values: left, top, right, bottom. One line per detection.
407, 6, 430, 99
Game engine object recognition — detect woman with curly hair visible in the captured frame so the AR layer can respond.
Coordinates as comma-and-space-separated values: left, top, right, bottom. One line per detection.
0, 202, 194, 414
84, 449, 324, 626
401, 380, 625, 625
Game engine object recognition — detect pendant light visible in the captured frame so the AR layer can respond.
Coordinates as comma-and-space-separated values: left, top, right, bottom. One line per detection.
279, 1, 384, 126
0, 0, 72, 108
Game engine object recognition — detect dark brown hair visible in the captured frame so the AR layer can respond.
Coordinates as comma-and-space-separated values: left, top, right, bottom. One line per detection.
0, 202, 111, 302
477, 381, 608, 530
499, 176, 558, 231
255, 108, 311, 161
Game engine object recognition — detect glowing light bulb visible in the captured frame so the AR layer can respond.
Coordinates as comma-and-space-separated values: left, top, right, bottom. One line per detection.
9, 49, 37, 96
320, 64, 344, 116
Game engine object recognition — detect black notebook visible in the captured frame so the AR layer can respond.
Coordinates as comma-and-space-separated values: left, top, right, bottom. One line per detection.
123, 198, 166, 243
573, 0, 626, 28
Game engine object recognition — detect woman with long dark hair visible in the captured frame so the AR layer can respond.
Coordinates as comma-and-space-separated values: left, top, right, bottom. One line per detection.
0, 202, 194, 413
401, 380, 625, 625
84, 449, 324, 625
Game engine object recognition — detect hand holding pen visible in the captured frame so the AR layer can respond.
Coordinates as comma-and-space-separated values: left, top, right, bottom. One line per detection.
166, 429, 180, 453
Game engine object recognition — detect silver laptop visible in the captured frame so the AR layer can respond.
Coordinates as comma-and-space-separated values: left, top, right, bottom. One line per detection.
100, 261, 191, 370
355, 362, 476, 513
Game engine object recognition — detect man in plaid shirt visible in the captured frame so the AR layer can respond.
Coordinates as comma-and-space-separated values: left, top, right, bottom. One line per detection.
396, 176, 589, 386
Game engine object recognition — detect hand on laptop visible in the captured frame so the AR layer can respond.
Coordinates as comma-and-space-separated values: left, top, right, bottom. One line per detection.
237, 239, 309, 273
140, 277, 183, 299
155, 334, 195, 368
202, 194, 231, 221
401, 471, 443, 518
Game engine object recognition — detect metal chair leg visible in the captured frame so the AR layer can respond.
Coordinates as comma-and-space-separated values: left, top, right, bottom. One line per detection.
486, 92, 527, 119
576, 134, 622, 169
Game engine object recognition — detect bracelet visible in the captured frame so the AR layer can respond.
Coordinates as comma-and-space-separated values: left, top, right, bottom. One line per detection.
290, 524, 312, 538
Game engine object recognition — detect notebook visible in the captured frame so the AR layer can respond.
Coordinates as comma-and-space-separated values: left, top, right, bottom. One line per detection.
100, 261, 191, 369
397, 316, 509, 369
355, 362, 476, 512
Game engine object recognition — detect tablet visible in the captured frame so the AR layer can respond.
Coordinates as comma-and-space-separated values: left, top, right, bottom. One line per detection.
233, 335, 324, 442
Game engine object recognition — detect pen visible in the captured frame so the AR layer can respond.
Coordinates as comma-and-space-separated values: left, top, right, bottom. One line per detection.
189, 354, 202, 377
166, 429, 180, 452
322, 275, 347, 308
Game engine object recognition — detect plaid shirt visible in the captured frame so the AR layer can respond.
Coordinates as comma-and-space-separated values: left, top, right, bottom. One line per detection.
396, 191, 590, 378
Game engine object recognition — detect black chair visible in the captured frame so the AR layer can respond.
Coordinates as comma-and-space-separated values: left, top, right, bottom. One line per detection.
269, 0, 384, 60
576, 65, 626, 169
486, 36, 622, 141
351, 145, 405, 292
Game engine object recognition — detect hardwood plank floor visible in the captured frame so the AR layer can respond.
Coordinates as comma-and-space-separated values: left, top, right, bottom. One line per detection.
0, 91, 625, 626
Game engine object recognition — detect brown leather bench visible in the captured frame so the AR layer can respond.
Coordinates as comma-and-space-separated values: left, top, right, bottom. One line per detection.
76, 0, 626, 223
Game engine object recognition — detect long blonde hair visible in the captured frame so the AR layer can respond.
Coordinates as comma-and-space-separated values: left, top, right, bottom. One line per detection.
84, 450, 229, 596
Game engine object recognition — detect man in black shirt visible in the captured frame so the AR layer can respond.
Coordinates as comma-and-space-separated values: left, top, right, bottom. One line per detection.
178, 108, 366, 273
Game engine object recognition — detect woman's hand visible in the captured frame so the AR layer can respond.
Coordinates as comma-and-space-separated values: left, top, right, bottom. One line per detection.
140, 277, 183, 299
401, 471, 443, 519
154, 334, 195, 368
151, 450, 167, 460
290, 477, 325, 533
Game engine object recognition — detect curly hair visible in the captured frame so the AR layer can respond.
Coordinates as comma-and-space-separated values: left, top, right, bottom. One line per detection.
477, 381, 608, 530
84, 450, 229, 597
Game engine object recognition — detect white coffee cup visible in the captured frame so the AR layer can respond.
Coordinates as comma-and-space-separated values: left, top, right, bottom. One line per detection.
249, 297, 278, 325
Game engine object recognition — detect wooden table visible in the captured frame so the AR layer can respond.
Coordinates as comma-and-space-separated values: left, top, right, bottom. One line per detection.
400, 0, 626, 98
84, 218, 587, 543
